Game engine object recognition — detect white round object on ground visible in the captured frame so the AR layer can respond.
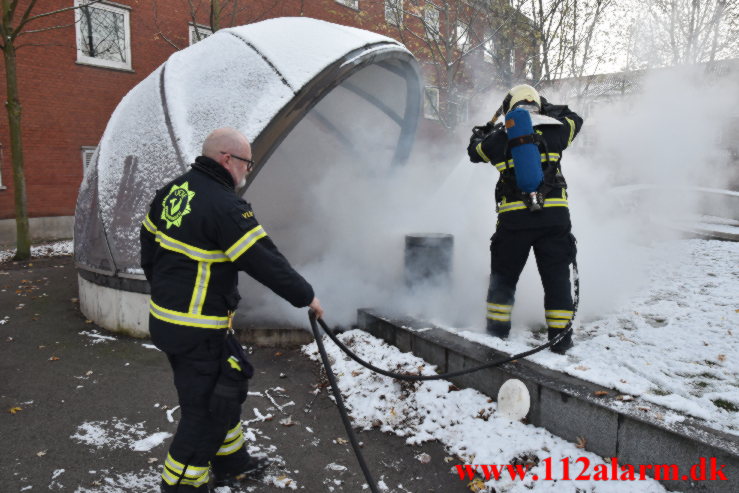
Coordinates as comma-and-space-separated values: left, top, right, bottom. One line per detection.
497, 379, 531, 421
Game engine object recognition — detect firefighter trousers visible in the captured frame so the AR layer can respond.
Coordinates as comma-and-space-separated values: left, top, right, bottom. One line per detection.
486, 224, 577, 340
156, 329, 250, 492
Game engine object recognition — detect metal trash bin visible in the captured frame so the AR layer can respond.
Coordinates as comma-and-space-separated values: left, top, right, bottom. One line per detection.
404, 233, 453, 289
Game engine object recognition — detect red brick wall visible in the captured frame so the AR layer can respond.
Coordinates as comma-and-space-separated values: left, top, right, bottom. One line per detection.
0, 0, 451, 220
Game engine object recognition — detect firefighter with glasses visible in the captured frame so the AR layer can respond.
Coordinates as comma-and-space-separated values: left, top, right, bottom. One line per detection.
467, 84, 583, 353
141, 127, 324, 491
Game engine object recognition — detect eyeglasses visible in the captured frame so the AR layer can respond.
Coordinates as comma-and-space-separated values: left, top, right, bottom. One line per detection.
221, 151, 255, 172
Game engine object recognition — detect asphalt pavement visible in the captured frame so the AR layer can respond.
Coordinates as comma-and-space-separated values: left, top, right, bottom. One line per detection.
0, 256, 469, 492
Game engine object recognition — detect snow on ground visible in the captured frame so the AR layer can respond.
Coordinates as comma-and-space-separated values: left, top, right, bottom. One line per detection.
452, 238, 739, 436
303, 331, 669, 493
0, 239, 73, 263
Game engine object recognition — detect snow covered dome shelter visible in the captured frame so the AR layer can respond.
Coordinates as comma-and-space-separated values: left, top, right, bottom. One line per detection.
74, 17, 422, 336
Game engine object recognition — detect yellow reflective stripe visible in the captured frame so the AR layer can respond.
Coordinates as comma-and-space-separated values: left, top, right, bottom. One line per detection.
543, 199, 568, 208
487, 313, 511, 322
224, 422, 242, 442
164, 454, 208, 476
142, 214, 157, 234
498, 197, 569, 213
494, 160, 511, 172
547, 319, 570, 328
217, 433, 246, 456
188, 262, 212, 315
155, 230, 229, 263
493, 154, 559, 173
150, 300, 229, 329
227, 356, 242, 371
226, 225, 267, 261
498, 201, 528, 213
163, 454, 209, 485
565, 117, 576, 146
487, 303, 512, 312
476, 142, 491, 162
545, 310, 573, 319
162, 469, 209, 487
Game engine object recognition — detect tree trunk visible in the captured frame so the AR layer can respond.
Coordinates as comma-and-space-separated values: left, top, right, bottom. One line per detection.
3, 42, 31, 260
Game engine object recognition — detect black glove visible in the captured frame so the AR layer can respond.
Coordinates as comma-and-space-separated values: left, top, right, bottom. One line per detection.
540, 96, 554, 115
472, 121, 502, 139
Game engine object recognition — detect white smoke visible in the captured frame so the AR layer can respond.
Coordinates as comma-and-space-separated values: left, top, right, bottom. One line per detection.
239, 63, 738, 332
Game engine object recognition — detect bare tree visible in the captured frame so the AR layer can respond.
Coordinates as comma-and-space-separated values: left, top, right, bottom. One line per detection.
515, 0, 615, 85
0, 0, 101, 260
624, 0, 739, 69
151, 0, 285, 50
362, 0, 530, 133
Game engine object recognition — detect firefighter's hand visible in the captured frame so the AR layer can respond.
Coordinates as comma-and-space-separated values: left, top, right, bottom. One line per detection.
540, 96, 554, 115
309, 297, 324, 319
472, 121, 495, 138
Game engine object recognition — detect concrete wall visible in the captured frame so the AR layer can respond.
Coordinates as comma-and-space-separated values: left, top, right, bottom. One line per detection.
78, 274, 150, 338
0, 216, 73, 246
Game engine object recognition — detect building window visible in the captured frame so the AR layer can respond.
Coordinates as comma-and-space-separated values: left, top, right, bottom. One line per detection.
423, 86, 439, 120
455, 22, 471, 51
385, 0, 403, 27
335, 0, 359, 9
483, 38, 495, 64
189, 23, 213, 45
424, 4, 440, 39
81, 146, 96, 171
75, 0, 131, 71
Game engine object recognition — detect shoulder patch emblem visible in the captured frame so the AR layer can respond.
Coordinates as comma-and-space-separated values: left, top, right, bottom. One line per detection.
161, 182, 196, 229
242, 211, 254, 219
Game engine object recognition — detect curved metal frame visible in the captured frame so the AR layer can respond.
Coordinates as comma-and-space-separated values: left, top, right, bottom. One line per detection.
77, 40, 422, 292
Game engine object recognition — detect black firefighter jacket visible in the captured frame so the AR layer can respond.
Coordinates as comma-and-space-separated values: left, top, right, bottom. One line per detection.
467, 105, 584, 230
140, 156, 313, 352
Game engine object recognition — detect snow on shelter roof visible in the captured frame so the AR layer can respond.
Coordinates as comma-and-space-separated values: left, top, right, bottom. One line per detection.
74, 17, 421, 283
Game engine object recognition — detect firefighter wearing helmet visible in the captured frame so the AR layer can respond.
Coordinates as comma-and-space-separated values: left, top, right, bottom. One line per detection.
467, 84, 584, 353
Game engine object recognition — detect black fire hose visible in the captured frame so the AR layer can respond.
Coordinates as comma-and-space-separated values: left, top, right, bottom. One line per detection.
308, 260, 578, 491
310, 259, 578, 382
309, 311, 381, 493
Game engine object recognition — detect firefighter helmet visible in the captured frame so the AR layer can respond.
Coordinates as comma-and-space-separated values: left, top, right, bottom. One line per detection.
504, 84, 541, 113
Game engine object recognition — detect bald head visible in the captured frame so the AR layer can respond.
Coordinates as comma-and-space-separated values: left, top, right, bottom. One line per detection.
202, 127, 251, 160
202, 127, 253, 188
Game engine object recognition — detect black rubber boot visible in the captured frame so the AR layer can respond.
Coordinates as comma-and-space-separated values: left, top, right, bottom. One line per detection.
548, 328, 574, 354
212, 456, 270, 487
486, 320, 510, 339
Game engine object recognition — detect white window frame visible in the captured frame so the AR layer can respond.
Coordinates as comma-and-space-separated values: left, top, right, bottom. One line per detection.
189, 23, 213, 45
335, 0, 359, 10
424, 4, 440, 40
423, 86, 440, 120
385, 0, 403, 27
81, 146, 96, 171
483, 38, 495, 64
74, 0, 132, 71
455, 22, 471, 51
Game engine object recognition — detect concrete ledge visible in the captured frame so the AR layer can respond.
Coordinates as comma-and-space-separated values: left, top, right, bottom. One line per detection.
236, 326, 314, 347
358, 308, 739, 493
0, 216, 74, 246
78, 274, 150, 338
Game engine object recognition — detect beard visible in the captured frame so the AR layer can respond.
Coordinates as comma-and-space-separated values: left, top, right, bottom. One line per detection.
237, 176, 247, 188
